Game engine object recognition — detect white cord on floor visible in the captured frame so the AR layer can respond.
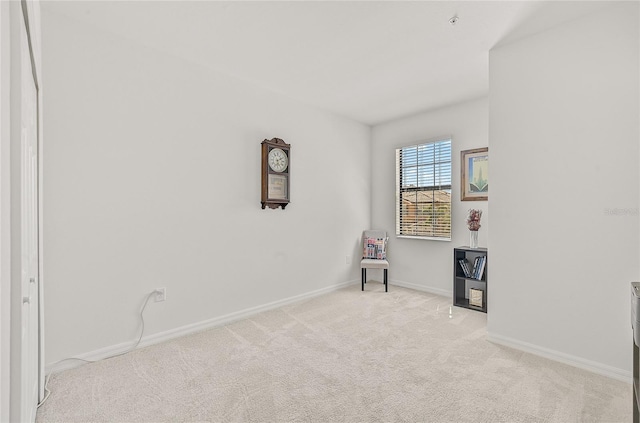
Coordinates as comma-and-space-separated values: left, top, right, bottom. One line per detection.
37, 289, 159, 408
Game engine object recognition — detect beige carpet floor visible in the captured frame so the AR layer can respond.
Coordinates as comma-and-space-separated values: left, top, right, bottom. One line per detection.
36, 283, 630, 422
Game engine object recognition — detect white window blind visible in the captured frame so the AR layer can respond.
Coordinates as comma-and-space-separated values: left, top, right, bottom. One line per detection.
396, 138, 452, 239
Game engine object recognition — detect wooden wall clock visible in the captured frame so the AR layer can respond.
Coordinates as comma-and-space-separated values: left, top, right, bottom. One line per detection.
261, 138, 290, 210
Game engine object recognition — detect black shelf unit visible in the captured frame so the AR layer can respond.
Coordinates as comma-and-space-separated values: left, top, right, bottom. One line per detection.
454, 247, 488, 313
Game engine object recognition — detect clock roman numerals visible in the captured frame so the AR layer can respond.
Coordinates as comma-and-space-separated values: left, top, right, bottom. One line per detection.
268, 148, 288, 172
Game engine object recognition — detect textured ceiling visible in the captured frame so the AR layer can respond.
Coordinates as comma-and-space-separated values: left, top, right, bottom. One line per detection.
42, 1, 616, 125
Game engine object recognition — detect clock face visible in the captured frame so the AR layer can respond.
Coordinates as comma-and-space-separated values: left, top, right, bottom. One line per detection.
268, 148, 288, 172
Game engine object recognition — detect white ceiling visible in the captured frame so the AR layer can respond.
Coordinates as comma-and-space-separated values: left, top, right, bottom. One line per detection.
43, 1, 616, 125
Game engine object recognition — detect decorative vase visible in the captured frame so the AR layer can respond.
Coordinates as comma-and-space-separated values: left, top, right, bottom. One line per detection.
469, 230, 479, 248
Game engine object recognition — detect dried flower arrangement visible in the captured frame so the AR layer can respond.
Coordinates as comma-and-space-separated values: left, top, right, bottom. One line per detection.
467, 209, 482, 231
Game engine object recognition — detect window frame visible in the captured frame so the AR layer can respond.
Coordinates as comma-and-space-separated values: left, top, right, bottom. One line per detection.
395, 136, 452, 241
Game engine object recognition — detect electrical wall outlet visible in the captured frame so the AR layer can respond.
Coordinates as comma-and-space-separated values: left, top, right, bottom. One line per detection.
346, 255, 352, 265
155, 288, 166, 302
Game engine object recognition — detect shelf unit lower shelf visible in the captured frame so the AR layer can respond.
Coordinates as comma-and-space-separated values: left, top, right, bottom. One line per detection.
454, 297, 486, 312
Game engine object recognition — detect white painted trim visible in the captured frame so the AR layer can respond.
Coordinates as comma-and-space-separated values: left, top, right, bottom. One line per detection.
391, 279, 452, 298
395, 235, 451, 242
487, 332, 632, 384
27, 0, 45, 402
0, 2, 11, 421
47, 279, 359, 374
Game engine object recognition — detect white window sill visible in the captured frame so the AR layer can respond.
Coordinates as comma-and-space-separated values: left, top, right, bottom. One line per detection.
396, 235, 451, 242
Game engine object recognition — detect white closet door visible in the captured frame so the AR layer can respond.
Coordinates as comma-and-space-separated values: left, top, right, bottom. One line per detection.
19, 5, 39, 421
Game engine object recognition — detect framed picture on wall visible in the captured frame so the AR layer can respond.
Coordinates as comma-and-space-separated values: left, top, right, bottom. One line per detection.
461, 147, 488, 201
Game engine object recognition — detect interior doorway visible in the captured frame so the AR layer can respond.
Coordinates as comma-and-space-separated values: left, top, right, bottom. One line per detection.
1, 2, 43, 422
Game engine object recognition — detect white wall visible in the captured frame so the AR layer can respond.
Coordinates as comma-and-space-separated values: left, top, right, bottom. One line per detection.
42, 10, 370, 365
488, 3, 639, 379
371, 98, 489, 295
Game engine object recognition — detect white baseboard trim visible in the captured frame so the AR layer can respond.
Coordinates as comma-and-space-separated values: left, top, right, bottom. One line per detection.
391, 279, 452, 298
487, 332, 631, 383
47, 279, 359, 374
